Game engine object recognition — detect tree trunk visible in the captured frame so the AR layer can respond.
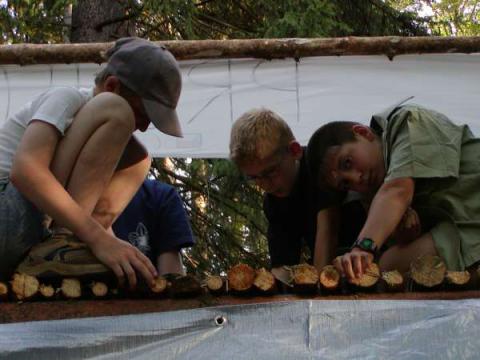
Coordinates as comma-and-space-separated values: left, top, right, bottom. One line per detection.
71, 0, 136, 43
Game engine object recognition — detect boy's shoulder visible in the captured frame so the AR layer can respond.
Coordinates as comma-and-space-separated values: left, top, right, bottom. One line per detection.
30, 86, 93, 111
372, 101, 459, 136
37, 86, 92, 100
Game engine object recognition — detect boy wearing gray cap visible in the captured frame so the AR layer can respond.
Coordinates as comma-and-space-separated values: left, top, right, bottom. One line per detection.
0, 37, 182, 288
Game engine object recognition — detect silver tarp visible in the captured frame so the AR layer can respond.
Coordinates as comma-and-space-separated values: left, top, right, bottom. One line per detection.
1, 299, 479, 359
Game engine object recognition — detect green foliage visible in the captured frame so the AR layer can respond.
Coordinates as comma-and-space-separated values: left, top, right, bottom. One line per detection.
137, 0, 427, 40
0, 0, 75, 43
151, 158, 269, 275
1, 0, 430, 44
387, 0, 480, 36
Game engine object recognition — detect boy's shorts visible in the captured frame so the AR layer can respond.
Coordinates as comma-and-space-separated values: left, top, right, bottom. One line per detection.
0, 178, 46, 281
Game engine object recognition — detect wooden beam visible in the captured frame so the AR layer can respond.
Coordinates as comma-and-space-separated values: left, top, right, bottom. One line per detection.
2, 291, 480, 324
0, 36, 479, 65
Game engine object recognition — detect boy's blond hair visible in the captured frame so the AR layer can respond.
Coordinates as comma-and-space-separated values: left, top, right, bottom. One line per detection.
229, 108, 294, 166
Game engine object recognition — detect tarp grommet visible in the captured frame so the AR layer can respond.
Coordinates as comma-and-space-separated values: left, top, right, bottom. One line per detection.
214, 315, 227, 326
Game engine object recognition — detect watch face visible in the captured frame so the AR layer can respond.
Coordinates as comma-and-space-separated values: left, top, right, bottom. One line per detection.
360, 238, 374, 249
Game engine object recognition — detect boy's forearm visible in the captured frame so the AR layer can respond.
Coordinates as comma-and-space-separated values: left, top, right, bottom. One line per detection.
358, 178, 414, 249
157, 251, 185, 275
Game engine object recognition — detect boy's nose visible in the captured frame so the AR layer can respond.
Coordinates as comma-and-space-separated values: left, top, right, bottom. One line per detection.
340, 170, 363, 190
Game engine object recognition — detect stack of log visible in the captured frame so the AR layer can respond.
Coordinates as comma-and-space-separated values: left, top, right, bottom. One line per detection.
0, 254, 476, 302
0, 273, 201, 302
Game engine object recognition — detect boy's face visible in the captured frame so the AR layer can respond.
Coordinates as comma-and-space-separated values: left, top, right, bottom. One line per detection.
240, 142, 302, 198
323, 125, 385, 193
127, 96, 150, 132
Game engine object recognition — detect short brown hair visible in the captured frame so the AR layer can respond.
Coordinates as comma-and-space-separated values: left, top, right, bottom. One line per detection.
94, 67, 137, 98
229, 108, 294, 166
306, 121, 360, 189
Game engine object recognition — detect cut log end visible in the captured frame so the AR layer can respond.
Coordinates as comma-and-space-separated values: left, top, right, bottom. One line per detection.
445, 271, 470, 286
61, 278, 82, 299
350, 263, 380, 288
39, 284, 55, 299
381, 270, 404, 291
289, 264, 319, 294
319, 265, 340, 291
290, 264, 319, 286
149, 277, 168, 295
90, 281, 109, 298
227, 264, 255, 292
0, 281, 9, 301
205, 275, 225, 294
410, 255, 446, 288
10, 273, 39, 301
253, 268, 277, 293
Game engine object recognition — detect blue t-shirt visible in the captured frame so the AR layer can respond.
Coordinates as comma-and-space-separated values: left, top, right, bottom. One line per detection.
113, 179, 195, 261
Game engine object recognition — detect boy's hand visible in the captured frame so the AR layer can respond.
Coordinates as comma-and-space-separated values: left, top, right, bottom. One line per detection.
90, 235, 158, 290
391, 207, 421, 245
333, 248, 374, 281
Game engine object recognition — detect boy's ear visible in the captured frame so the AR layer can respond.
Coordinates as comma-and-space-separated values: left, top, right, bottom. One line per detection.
352, 124, 375, 141
288, 140, 303, 159
102, 75, 121, 93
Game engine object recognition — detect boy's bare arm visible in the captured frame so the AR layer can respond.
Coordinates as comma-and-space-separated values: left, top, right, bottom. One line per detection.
358, 177, 414, 247
313, 207, 339, 271
157, 251, 185, 275
337, 177, 414, 280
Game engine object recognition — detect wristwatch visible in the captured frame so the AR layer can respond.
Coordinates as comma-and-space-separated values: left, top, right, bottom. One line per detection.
352, 237, 378, 256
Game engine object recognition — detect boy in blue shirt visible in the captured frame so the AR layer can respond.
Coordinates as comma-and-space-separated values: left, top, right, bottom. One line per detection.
113, 179, 195, 275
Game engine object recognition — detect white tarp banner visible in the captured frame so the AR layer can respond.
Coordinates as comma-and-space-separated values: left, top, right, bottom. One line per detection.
1, 54, 479, 158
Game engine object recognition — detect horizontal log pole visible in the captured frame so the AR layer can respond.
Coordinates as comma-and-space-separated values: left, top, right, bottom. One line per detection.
2, 291, 480, 324
0, 36, 479, 65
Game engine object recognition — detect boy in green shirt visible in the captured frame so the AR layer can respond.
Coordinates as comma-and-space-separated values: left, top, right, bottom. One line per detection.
307, 101, 480, 280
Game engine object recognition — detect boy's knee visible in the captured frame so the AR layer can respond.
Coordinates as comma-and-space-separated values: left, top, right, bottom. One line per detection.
378, 253, 394, 272
90, 92, 136, 133
378, 247, 403, 272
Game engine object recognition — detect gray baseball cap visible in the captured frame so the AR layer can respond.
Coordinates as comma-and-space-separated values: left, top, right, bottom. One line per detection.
105, 37, 183, 137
